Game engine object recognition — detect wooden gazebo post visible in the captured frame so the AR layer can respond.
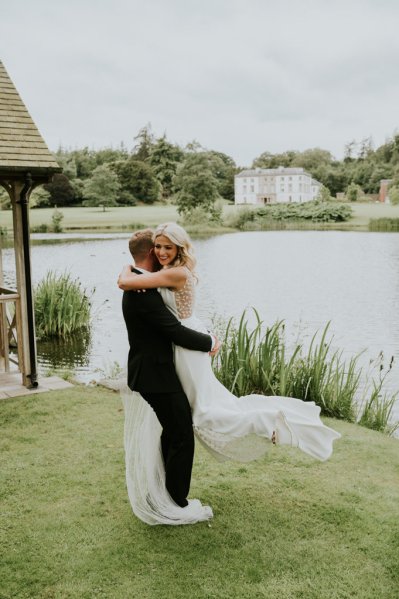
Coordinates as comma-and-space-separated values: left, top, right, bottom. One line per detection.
0, 61, 61, 387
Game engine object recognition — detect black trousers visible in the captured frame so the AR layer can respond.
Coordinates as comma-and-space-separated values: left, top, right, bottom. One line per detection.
141, 390, 194, 508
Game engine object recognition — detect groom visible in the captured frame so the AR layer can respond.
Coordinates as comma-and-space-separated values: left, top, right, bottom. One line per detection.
121, 229, 218, 508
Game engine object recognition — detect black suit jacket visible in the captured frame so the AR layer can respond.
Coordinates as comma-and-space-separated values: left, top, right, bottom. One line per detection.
122, 271, 212, 393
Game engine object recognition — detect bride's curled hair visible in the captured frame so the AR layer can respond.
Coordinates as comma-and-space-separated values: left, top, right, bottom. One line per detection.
154, 222, 197, 274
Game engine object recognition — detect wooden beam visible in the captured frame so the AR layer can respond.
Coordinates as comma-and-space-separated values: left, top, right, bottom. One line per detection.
11, 180, 32, 385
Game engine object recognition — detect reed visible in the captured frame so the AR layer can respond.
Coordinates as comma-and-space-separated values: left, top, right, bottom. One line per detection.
288, 325, 360, 421
213, 310, 398, 434
34, 271, 92, 339
358, 357, 399, 435
369, 217, 399, 231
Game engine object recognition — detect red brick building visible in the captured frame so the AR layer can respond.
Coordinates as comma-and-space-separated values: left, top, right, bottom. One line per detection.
378, 179, 393, 203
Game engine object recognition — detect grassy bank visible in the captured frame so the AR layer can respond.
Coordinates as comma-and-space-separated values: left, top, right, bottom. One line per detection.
1, 202, 399, 235
1, 385, 398, 598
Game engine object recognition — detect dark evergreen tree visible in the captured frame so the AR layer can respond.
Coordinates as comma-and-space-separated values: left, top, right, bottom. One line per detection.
149, 135, 184, 198
44, 174, 76, 207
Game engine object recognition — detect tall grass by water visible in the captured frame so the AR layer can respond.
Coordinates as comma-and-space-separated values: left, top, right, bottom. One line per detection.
34, 271, 92, 339
213, 310, 398, 435
369, 217, 399, 231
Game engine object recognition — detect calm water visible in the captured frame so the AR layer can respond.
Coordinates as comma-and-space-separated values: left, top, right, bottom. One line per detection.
2, 230, 399, 417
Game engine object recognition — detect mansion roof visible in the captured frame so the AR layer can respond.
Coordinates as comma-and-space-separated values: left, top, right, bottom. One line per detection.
236, 167, 312, 178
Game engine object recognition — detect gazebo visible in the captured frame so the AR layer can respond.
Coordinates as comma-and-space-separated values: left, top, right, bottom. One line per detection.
0, 60, 61, 388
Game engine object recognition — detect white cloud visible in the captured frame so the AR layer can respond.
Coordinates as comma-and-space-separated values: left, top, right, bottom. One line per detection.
1, 0, 399, 164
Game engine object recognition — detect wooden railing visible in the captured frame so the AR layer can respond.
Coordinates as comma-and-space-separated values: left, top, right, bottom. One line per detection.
0, 287, 23, 373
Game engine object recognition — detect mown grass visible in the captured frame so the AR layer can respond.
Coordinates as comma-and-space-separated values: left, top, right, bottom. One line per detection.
2, 202, 399, 235
1, 386, 398, 599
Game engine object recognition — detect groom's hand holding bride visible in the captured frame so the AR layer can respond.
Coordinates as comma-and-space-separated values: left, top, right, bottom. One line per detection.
209, 336, 221, 357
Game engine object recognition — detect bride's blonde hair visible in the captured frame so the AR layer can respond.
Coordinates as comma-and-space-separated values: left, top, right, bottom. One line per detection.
153, 222, 197, 274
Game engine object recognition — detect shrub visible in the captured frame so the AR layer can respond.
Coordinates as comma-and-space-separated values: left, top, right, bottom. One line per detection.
223, 207, 256, 230
180, 202, 223, 227
30, 224, 49, 233
388, 185, 399, 205
345, 182, 365, 202
51, 208, 64, 233
34, 271, 92, 339
257, 201, 352, 223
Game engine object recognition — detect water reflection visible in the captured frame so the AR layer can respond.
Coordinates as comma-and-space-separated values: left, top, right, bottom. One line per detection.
37, 329, 92, 370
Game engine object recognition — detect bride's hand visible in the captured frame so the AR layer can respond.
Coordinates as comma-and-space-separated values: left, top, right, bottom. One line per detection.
118, 264, 148, 292
117, 264, 136, 287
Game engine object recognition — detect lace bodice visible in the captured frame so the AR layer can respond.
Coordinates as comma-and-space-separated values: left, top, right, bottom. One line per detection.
174, 268, 195, 319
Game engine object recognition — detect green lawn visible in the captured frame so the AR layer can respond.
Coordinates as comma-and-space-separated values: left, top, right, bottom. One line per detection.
1, 202, 399, 235
1, 386, 398, 598
348, 202, 399, 228
32, 205, 180, 231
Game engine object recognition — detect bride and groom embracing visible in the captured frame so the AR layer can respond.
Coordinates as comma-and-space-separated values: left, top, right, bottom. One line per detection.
119, 223, 341, 526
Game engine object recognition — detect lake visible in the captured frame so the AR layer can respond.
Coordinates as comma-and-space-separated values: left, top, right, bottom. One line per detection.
2, 230, 399, 419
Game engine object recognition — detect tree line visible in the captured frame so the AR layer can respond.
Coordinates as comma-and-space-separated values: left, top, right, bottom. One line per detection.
32, 126, 237, 222
252, 135, 399, 202
2, 126, 399, 216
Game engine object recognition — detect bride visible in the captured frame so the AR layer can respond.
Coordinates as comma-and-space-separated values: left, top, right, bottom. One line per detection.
118, 222, 341, 525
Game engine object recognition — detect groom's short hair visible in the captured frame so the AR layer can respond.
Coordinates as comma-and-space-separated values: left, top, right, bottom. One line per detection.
129, 228, 154, 260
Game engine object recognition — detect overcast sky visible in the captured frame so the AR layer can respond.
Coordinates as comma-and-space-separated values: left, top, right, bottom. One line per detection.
2, 0, 399, 166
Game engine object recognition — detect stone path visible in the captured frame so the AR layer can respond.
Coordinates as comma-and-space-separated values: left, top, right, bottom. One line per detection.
0, 372, 73, 399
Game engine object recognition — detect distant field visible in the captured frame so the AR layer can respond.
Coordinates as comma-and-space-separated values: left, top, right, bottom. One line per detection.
33, 205, 179, 230
348, 202, 399, 228
1, 202, 399, 233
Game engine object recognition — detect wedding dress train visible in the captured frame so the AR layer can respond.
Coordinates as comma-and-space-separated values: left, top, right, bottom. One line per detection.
122, 273, 341, 525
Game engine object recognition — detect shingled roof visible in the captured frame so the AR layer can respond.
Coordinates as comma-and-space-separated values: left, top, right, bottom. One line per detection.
0, 61, 61, 175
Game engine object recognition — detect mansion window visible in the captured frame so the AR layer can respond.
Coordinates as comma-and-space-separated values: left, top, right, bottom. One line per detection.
250, 185, 254, 192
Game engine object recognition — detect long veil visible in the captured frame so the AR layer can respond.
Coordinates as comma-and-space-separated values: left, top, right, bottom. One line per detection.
121, 385, 213, 525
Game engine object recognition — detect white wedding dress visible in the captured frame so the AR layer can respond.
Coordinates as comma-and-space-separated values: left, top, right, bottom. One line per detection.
122, 270, 341, 525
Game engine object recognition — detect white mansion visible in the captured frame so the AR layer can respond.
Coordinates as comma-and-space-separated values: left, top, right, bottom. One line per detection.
234, 167, 321, 205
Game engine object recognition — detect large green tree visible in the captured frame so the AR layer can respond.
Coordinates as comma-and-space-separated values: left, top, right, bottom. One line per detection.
252, 150, 298, 168
70, 147, 98, 179
291, 148, 333, 171
149, 136, 184, 198
205, 150, 236, 202
133, 124, 154, 162
112, 158, 160, 204
43, 174, 76, 207
82, 164, 120, 210
173, 153, 220, 217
